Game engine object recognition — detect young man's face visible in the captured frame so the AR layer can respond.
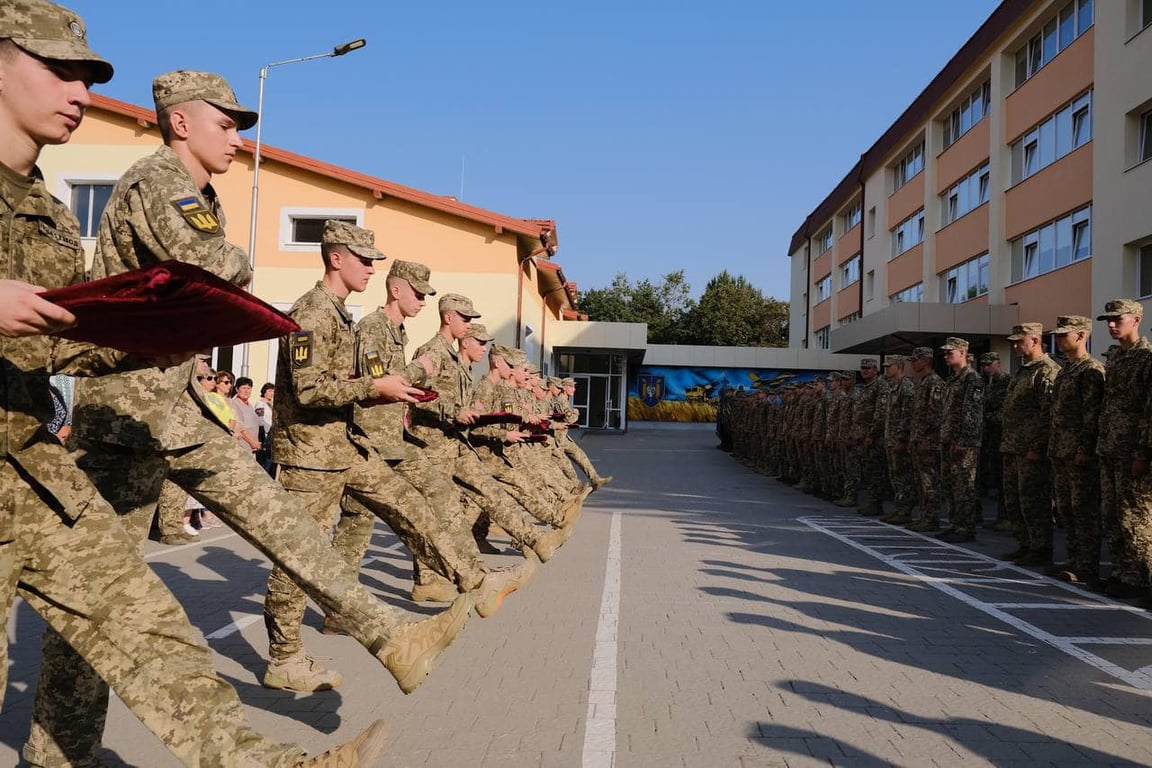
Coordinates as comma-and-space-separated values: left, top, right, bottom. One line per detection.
334, 247, 375, 294
0, 47, 93, 148
1107, 313, 1140, 343
460, 336, 487, 363
445, 310, 472, 340
392, 278, 427, 319
182, 101, 243, 176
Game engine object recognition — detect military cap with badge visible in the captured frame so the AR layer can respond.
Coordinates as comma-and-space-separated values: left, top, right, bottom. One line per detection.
0, 0, 113, 83
323, 220, 387, 261
388, 260, 436, 295
1096, 298, 1144, 320
1006, 322, 1044, 340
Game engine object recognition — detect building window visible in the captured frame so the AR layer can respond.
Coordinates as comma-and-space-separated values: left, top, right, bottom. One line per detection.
941, 163, 990, 226
1011, 206, 1092, 282
941, 253, 990, 303
815, 326, 831, 350
815, 275, 832, 302
1140, 244, 1152, 299
289, 216, 356, 244
839, 312, 861, 326
841, 254, 861, 287
865, 269, 875, 300
1011, 91, 1092, 182
70, 183, 114, 238
1141, 109, 1152, 164
891, 209, 925, 258
894, 143, 924, 190
943, 81, 991, 149
891, 283, 923, 304
817, 226, 834, 254
843, 201, 862, 231
1014, 0, 1093, 87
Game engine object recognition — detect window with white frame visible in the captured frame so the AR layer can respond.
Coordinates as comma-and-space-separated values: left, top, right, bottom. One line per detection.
815, 274, 832, 302
815, 326, 831, 350
843, 201, 862, 231
891, 209, 925, 258
841, 254, 861, 287
894, 143, 924, 190
1014, 0, 1093, 87
1011, 91, 1092, 183
279, 207, 364, 249
1140, 244, 1152, 298
943, 81, 991, 149
941, 163, 990, 226
70, 183, 114, 238
1140, 108, 1152, 165
817, 226, 834, 254
1011, 206, 1092, 282
941, 253, 990, 303
891, 283, 923, 304
839, 312, 861, 325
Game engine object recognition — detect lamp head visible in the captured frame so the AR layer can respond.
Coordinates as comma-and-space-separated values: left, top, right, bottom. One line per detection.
334, 39, 366, 56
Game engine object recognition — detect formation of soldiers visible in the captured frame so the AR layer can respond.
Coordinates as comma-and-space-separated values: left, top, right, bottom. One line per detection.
721, 312, 1152, 612
0, 3, 611, 766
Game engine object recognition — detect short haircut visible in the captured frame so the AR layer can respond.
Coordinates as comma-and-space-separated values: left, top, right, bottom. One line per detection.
260, 382, 274, 396
320, 242, 343, 268
235, 376, 253, 389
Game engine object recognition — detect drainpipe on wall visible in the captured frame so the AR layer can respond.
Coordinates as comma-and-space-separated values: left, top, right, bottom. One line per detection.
516, 255, 527, 347
804, 241, 811, 347
857, 173, 867, 354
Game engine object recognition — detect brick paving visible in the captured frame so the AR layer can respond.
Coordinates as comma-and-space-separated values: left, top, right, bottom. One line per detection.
3, 425, 1151, 767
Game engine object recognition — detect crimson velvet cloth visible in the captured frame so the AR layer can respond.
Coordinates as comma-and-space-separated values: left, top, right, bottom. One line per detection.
41, 261, 299, 357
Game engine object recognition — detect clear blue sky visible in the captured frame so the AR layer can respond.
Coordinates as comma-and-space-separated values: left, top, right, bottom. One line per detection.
72, 0, 1001, 301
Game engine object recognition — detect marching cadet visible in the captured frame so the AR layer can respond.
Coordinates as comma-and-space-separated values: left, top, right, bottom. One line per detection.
937, 338, 984, 542
555, 377, 613, 488
1048, 316, 1105, 585
907, 347, 944, 532
999, 323, 1060, 566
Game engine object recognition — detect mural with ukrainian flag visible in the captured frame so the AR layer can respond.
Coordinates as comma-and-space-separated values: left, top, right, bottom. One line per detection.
628, 366, 828, 422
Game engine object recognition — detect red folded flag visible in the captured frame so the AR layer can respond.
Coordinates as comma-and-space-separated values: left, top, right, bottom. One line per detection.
524, 419, 552, 433
522, 434, 549, 443
469, 411, 522, 427
412, 388, 439, 403
40, 261, 299, 358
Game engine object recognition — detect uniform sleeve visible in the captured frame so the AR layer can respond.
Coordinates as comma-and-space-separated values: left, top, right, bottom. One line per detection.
1034, 365, 1058, 453
1078, 366, 1105, 457
292, 311, 374, 409
958, 374, 984, 447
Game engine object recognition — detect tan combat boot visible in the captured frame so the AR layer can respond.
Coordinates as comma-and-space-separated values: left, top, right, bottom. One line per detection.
531, 526, 570, 562
298, 719, 389, 767
472, 557, 538, 618
590, 475, 613, 491
263, 651, 343, 692
410, 575, 459, 603
376, 593, 473, 694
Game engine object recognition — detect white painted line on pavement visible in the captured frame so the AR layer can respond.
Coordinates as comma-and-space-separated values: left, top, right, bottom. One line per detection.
990, 603, 1146, 611
801, 517, 1152, 692
582, 508, 621, 768
1065, 638, 1152, 645
205, 614, 263, 640
145, 531, 237, 559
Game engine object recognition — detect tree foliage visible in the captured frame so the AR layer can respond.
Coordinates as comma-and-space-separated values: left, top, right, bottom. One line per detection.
578, 269, 787, 347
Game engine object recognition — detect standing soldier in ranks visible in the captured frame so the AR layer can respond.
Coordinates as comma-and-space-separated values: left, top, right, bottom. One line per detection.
805, 379, 826, 495
979, 352, 1012, 531
854, 359, 887, 516
999, 323, 1061, 565
937, 338, 984, 542
765, 388, 782, 476
823, 374, 843, 501
880, 357, 918, 525
907, 347, 944, 532
555, 377, 612, 489
830, 373, 851, 506
778, 385, 798, 484
1048, 316, 1105, 586
1095, 299, 1152, 600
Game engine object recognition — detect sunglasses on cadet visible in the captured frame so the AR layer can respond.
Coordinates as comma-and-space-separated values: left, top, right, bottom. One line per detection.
197, 375, 217, 381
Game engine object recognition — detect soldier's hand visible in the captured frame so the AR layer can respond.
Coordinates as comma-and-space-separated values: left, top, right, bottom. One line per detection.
455, 408, 479, 425
1133, 457, 1149, 479
415, 353, 435, 377
370, 374, 421, 403
0, 280, 76, 337
1025, 450, 1041, 462
505, 429, 526, 444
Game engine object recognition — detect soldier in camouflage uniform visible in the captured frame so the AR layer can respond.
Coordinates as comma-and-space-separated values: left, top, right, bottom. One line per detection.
999, 322, 1060, 565
937, 337, 983, 542
907, 347, 944, 532
557, 377, 612, 488
854, 359, 887, 515
880, 356, 917, 524
1048, 315, 1105, 585
834, 372, 856, 505
823, 374, 843, 501
1095, 299, 1152, 600
979, 352, 1012, 531
2, 6, 388, 766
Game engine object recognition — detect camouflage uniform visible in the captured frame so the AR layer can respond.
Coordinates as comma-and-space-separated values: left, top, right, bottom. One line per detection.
939, 344, 984, 536
854, 366, 887, 513
980, 359, 1011, 524
1000, 330, 1060, 557
1097, 324, 1152, 589
824, 379, 844, 500
1049, 337, 1105, 581
882, 366, 917, 521
910, 364, 944, 527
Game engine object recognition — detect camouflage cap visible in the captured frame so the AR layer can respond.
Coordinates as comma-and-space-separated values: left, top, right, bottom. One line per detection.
322, 220, 385, 260
438, 293, 481, 319
561, 377, 576, 387
152, 70, 258, 130
860, 358, 879, 369
909, 346, 934, 361
841, 371, 857, 382
489, 342, 516, 362
1006, 322, 1044, 340
0, 1, 113, 84
939, 336, 969, 352
1051, 315, 1092, 334
1096, 298, 1144, 320
883, 355, 904, 367
978, 351, 1000, 364
462, 322, 493, 342
547, 376, 563, 389
387, 260, 436, 296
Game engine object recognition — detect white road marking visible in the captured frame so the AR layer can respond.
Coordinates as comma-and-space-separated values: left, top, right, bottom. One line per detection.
582, 508, 621, 768
144, 531, 237, 559
801, 516, 1152, 692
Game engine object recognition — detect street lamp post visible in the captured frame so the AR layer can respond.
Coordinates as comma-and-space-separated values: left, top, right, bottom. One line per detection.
239, 38, 366, 376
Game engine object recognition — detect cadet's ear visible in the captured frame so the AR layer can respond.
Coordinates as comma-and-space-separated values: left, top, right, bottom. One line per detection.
167, 105, 192, 140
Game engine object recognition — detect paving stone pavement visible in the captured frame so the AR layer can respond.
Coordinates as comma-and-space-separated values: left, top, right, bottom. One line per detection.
4, 425, 1152, 767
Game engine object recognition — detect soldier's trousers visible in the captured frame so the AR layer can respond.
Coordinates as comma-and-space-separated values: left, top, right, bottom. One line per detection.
5, 458, 305, 768
842, 444, 861, 501
911, 448, 941, 522
269, 451, 489, 659
156, 477, 189, 536
1100, 456, 1149, 586
28, 428, 442, 767
943, 447, 980, 533
886, 446, 916, 515
474, 444, 565, 527
454, 446, 550, 546
1053, 458, 1101, 578
862, 443, 886, 507
1003, 453, 1053, 551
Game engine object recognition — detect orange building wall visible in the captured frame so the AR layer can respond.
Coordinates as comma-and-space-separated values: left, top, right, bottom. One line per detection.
935, 204, 990, 273
1004, 144, 1092, 239
836, 287, 861, 319
812, 250, 832, 278
887, 244, 924, 295
837, 223, 862, 262
936, 119, 990, 192
887, 173, 925, 230
1004, 29, 1094, 143
811, 299, 831, 331
1003, 258, 1092, 328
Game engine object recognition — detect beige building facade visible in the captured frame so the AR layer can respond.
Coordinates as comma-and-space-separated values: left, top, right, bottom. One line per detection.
788, 0, 1152, 363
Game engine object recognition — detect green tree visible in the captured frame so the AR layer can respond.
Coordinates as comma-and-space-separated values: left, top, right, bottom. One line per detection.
685, 271, 789, 347
578, 270, 696, 343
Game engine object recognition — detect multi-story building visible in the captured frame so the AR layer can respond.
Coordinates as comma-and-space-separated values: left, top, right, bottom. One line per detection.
788, 0, 1152, 360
